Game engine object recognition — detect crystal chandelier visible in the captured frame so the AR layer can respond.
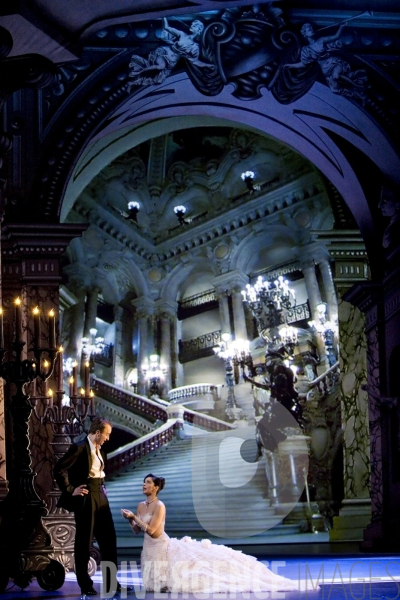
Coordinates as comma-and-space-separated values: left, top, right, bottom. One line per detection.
241, 275, 296, 343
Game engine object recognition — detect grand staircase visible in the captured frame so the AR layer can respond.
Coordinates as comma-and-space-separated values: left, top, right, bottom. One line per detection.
106, 425, 305, 553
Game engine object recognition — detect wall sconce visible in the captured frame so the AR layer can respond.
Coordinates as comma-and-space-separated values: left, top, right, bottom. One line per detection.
126, 201, 140, 223
241, 170, 261, 193
173, 205, 190, 225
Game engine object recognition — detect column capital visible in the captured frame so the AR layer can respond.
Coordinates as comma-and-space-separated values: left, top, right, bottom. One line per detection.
155, 300, 178, 321
132, 296, 155, 318
294, 242, 330, 269
212, 270, 249, 293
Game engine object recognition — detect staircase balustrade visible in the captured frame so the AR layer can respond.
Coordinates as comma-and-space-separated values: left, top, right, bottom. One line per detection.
182, 407, 235, 431
168, 383, 219, 404
107, 420, 177, 475
306, 361, 340, 401
92, 378, 168, 422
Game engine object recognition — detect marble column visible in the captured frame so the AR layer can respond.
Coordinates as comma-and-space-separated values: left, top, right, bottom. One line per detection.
215, 288, 231, 336
173, 318, 184, 388
300, 258, 327, 366
231, 285, 248, 340
212, 271, 249, 341
160, 312, 173, 393
329, 290, 371, 541
83, 288, 99, 337
318, 255, 339, 325
65, 286, 86, 361
113, 306, 126, 387
132, 298, 154, 396
300, 258, 323, 321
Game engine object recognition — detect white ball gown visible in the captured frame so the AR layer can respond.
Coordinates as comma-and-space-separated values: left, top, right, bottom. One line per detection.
135, 514, 297, 593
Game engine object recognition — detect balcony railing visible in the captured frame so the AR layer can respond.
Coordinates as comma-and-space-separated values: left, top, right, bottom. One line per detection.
179, 330, 221, 363
286, 302, 310, 324
94, 343, 114, 368
178, 289, 218, 319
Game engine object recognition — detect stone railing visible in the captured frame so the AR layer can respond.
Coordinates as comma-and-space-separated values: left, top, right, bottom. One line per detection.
92, 378, 168, 423
107, 420, 177, 474
93, 377, 235, 433
168, 383, 219, 404
306, 361, 340, 401
179, 289, 217, 310
182, 407, 235, 431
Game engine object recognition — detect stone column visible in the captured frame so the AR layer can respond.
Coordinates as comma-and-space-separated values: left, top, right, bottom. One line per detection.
132, 298, 154, 396
83, 288, 99, 337
212, 271, 249, 340
300, 258, 323, 321
299, 257, 327, 367
215, 288, 231, 336
312, 233, 371, 542
160, 313, 172, 393
173, 318, 184, 388
329, 288, 371, 541
318, 255, 339, 325
231, 285, 248, 340
113, 306, 126, 387
65, 286, 86, 361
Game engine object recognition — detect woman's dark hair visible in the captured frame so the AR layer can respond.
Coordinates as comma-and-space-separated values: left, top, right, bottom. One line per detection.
144, 473, 166, 492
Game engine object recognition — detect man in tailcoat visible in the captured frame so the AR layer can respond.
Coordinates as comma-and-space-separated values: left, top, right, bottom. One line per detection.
54, 417, 125, 596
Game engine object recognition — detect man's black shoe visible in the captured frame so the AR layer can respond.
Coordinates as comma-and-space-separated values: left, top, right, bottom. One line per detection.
81, 587, 98, 596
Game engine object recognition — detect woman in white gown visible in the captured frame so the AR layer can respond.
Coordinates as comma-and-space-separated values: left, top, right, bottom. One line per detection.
121, 474, 297, 594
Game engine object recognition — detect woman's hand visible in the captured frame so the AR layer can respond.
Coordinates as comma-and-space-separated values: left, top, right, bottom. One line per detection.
121, 508, 135, 520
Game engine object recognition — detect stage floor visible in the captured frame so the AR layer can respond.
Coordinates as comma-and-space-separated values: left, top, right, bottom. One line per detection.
2, 555, 400, 599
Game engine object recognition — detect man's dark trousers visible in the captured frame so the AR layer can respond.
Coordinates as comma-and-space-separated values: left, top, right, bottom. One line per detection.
74, 478, 118, 593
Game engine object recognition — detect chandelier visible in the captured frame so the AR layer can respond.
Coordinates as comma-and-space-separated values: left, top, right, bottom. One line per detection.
241, 275, 296, 342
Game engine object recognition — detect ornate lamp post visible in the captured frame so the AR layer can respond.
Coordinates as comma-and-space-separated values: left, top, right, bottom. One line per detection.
214, 334, 246, 421
141, 353, 167, 397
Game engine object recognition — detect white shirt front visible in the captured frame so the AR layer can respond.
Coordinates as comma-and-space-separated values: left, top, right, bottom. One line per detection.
87, 436, 105, 479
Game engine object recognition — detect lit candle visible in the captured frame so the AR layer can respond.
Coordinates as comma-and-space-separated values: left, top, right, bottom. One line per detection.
43, 359, 49, 396
85, 360, 90, 396
48, 388, 53, 407
33, 307, 40, 347
72, 360, 78, 396
48, 309, 56, 349
90, 389, 95, 415
58, 346, 64, 392
15, 297, 22, 341
80, 387, 85, 411
0, 307, 3, 349
69, 376, 74, 398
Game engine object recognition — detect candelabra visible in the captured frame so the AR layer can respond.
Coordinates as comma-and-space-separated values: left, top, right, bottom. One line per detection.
30, 352, 98, 580
0, 298, 66, 592
214, 334, 246, 421
242, 275, 296, 340
142, 353, 167, 397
